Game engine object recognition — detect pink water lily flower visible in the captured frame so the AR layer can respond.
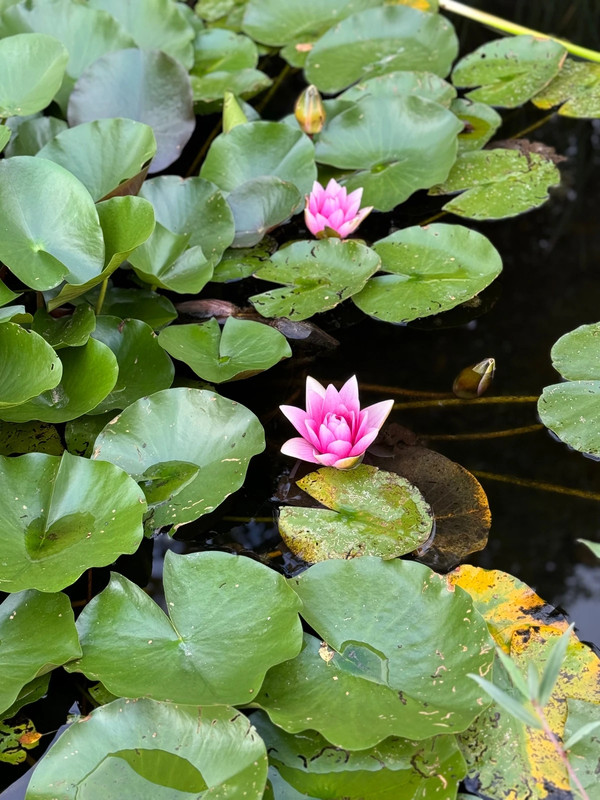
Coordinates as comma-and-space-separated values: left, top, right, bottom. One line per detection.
280, 376, 394, 470
305, 179, 373, 240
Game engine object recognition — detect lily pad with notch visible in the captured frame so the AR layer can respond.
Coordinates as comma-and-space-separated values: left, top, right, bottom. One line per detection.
533, 59, 600, 118
451, 97, 502, 154
338, 69, 457, 107
227, 176, 302, 248
0, 32, 68, 118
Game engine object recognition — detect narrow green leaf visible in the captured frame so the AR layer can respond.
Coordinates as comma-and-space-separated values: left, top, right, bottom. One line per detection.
494, 647, 529, 699
537, 623, 575, 707
468, 674, 542, 729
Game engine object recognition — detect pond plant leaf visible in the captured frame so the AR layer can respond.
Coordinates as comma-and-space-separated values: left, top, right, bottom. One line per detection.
0, 32, 68, 117
579, 539, 600, 559
304, 6, 459, 93
0, 339, 118, 423
451, 35, 566, 108
0, 156, 105, 290
255, 557, 494, 748
67, 48, 195, 174
314, 95, 462, 212
158, 317, 291, 383
137, 461, 200, 508
192, 68, 272, 108
353, 223, 502, 323
0, 450, 146, 593
5, 116, 67, 157
0, 420, 63, 457
227, 176, 302, 247
564, 698, 600, 795
200, 121, 316, 196
31, 305, 96, 350
89, 316, 174, 414
192, 27, 258, 74
250, 239, 381, 321
80, 287, 177, 329
91, 387, 265, 528
533, 59, 600, 118
430, 148, 561, 220
450, 98, 502, 154
67, 551, 302, 706
0, 590, 80, 716
210, 238, 277, 283
278, 465, 433, 562
338, 70, 457, 107
253, 710, 466, 799
1, 675, 51, 721
0, 323, 61, 408
538, 321, 600, 456
37, 118, 156, 202
25, 698, 268, 800
65, 413, 116, 459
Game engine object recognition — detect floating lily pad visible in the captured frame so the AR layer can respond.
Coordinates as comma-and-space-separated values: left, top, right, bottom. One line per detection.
353, 223, 502, 323
0, 450, 146, 593
88, 0, 195, 69
81, 287, 177, 329
452, 35, 566, 108
5, 116, 67, 157
65, 413, 116, 459
250, 239, 380, 320
31, 305, 96, 350
211, 238, 277, 283
538, 321, 600, 456
67, 551, 302, 705
338, 70, 456, 107
26, 698, 268, 800
0, 125, 10, 153
0, 590, 80, 715
315, 95, 462, 211
0, 33, 67, 117
451, 97, 502, 153
255, 557, 494, 748
279, 465, 433, 562
1, 675, 51, 721
533, 59, 600, 118
137, 461, 200, 508
304, 6, 458, 93
253, 710, 466, 799
192, 68, 271, 108
158, 317, 291, 383
200, 121, 316, 196
89, 316, 174, 414
0, 156, 105, 290
227, 176, 302, 247
0, 338, 118, 424
430, 148, 561, 219
37, 118, 156, 201
92, 388, 265, 527
193, 27, 258, 73
68, 48, 195, 174
0, 323, 62, 408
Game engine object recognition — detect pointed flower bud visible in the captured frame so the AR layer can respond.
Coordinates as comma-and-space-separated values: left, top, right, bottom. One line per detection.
453, 358, 495, 399
222, 91, 248, 133
305, 179, 373, 240
294, 84, 325, 135
280, 375, 393, 470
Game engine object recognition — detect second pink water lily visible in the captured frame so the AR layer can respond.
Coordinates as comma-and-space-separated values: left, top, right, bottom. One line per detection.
305, 179, 373, 239
280, 376, 393, 470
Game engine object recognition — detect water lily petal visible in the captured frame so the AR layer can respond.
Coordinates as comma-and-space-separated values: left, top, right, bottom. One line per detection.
363, 398, 394, 431
337, 375, 360, 413
327, 208, 345, 232
318, 423, 336, 449
306, 376, 326, 418
279, 404, 310, 436
322, 383, 341, 416
280, 437, 320, 463
326, 439, 353, 458
349, 428, 379, 457
304, 418, 323, 449
304, 208, 321, 236
314, 451, 340, 467
333, 454, 362, 470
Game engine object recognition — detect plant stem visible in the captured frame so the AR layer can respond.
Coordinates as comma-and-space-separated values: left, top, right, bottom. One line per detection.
425, 423, 543, 441
439, 0, 600, 63
186, 117, 222, 178
95, 278, 108, 315
392, 395, 539, 411
512, 112, 557, 140
359, 382, 452, 399
472, 470, 600, 502
531, 700, 590, 800
255, 63, 294, 114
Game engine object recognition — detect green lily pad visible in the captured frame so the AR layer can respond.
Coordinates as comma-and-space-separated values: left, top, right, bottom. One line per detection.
579, 539, 600, 559
5, 116, 67, 157
1, 675, 51, 721
193, 27, 258, 73
338, 69, 457, 107
80, 287, 177, 329
538, 322, 600, 456
0, 420, 63, 457
89, 316, 174, 414
91, 387, 265, 528
137, 175, 235, 261
352, 223, 502, 323
227, 176, 302, 247
0, 156, 105, 290
25, 698, 268, 800
0, 323, 62, 408
279, 465, 433, 562
137, 461, 200, 508
452, 35, 566, 108
451, 98, 502, 154
0, 450, 146, 593
304, 6, 458, 93
430, 149, 561, 219
200, 121, 316, 196
255, 557, 494, 748
88, 0, 195, 69
314, 95, 462, 211
37, 118, 156, 201
0, 590, 80, 715
0, 33, 67, 117
0, 124, 11, 153
211, 237, 277, 282
67, 48, 194, 174
0, 338, 118, 424
67, 551, 302, 705
253, 710, 466, 799
65, 413, 116, 458
533, 59, 600, 118
158, 317, 291, 383
31, 304, 96, 350
242, 0, 381, 47
48, 196, 156, 310
250, 239, 381, 321
192, 68, 272, 108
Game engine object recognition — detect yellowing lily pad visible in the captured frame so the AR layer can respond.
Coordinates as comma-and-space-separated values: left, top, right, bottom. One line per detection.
533, 59, 600, 118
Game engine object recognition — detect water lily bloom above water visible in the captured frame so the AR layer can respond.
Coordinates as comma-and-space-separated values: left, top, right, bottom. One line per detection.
280, 376, 394, 469
305, 179, 373, 239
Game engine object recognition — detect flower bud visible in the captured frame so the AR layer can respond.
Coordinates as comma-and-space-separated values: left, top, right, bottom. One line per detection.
222, 91, 248, 133
453, 358, 495, 399
294, 84, 325, 135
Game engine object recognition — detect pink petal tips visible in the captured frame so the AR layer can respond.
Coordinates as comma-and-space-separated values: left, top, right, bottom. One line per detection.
304, 179, 373, 240
279, 376, 393, 470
